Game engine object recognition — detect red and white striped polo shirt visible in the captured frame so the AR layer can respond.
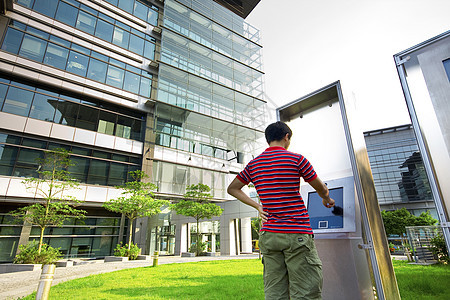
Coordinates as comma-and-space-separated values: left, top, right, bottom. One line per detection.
237, 146, 317, 234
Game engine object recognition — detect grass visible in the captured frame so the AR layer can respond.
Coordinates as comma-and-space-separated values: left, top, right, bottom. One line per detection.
392, 259, 450, 300
23, 260, 265, 300
21, 259, 450, 300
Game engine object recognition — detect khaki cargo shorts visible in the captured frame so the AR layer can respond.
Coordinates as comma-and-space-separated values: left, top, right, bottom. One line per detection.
259, 231, 323, 300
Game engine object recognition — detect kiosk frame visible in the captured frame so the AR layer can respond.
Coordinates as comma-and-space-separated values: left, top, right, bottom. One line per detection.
277, 81, 400, 300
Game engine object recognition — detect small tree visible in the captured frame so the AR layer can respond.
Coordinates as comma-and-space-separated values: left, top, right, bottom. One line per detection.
10, 148, 86, 255
103, 170, 168, 251
171, 183, 224, 256
381, 208, 437, 236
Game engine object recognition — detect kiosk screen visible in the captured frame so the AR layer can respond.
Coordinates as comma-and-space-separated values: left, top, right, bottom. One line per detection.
307, 187, 344, 230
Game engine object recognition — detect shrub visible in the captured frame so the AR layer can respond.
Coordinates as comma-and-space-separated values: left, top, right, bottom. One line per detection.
189, 241, 207, 255
114, 242, 141, 260
429, 234, 449, 264
14, 240, 61, 265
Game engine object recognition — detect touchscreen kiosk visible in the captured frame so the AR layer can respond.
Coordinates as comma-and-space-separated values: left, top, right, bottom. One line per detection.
301, 175, 355, 233
308, 187, 344, 230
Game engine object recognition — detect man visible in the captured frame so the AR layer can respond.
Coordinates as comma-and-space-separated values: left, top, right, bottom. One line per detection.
227, 121, 335, 300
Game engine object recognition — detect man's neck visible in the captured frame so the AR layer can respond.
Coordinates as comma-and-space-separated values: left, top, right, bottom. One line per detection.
269, 141, 287, 149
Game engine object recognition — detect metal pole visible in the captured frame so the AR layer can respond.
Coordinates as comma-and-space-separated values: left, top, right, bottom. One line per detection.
152, 251, 159, 267
36, 264, 56, 300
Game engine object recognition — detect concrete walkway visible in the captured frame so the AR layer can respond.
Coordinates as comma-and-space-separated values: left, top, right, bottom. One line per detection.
0, 254, 259, 300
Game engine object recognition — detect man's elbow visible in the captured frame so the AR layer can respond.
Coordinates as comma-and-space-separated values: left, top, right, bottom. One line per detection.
226, 185, 235, 196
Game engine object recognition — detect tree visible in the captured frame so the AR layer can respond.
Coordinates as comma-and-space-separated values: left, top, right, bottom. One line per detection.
10, 148, 86, 254
171, 183, 224, 256
103, 170, 168, 251
381, 208, 437, 236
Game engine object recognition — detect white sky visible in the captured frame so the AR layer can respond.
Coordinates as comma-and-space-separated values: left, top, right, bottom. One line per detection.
247, 0, 450, 132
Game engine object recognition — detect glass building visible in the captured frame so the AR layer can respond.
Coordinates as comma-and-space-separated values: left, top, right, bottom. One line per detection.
0, 0, 265, 262
364, 124, 437, 219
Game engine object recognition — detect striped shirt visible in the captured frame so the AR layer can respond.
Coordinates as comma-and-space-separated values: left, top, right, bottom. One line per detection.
237, 146, 317, 234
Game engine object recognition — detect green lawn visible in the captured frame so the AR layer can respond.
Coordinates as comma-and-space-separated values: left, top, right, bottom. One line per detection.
392, 259, 450, 300
24, 260, 265, 300
21, 259, 450, 300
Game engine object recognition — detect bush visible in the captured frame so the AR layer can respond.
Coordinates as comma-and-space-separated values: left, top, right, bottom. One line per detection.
189, 241, 207, 255
14, 240, 61, 265
429, 234, 449, 264
114, 242, 141, 260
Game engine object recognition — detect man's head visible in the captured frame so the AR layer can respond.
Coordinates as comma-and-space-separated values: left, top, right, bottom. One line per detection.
265, 121, 292, 145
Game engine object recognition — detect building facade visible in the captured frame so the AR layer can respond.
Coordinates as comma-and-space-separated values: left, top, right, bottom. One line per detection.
364, 124, 437, 218
0, 0, 265, 262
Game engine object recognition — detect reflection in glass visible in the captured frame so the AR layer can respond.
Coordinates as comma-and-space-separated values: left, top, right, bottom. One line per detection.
55, 1, 78, 26
44, 43, 69, 69
0, 28, 23, 55
19, 34, 46, 62
95, 19, 114, 42
55, 100, 78, 126
66, 51, 89, 77
29, 94, 57, 122
87, 59, 108, 82
76, 105, 98, 131
76, 10, 97, 35
3, 86, 34, 117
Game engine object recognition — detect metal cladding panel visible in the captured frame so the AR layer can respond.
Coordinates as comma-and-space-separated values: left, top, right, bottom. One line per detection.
213, 0, 260, 18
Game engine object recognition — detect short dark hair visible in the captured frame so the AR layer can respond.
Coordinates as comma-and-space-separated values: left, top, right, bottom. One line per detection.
265, 121, 292, 144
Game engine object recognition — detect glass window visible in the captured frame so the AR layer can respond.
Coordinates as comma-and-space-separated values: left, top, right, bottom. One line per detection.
50, 35, 71, 48
108, 162, 127, 186
93, 150, 110, 159
87, 160, 109, 185
76, 11, 96, 35
109, 58, 125, 69
116, 116, 132, 139
95, 19, 114, 42
17, 0, 34, 8
111, 154, 128, 162
0, 145, 18, 176
22, 138, 47, 148
0, 83, 8, 110
128, 34, 144, 56
14, 148, 43, 177
56, 100, 78, 126
87, 59, 108, 82
68, 156, 89, 182
44, 43, 69, 69
104, 0, 118, 5
1, 28, 24, 55
443, 59, 450, 81
123, 71, 140, 94
131, 118, 142, 141
147, 8, 158, 26
76, 105, 98, 131
139, 76, 151, 98
32, 0, 58, 18
133, 1, 148, 22
55, 1, 78, 27
29, 93, 57, 122
118, 0, 133, 13
144, 40, 155, 59
19, 34, 47, 62
106, 65, 124, 89
2, 86, 34, 117
66, 51, 89, 77
112, 27, 129, 49
98, 111, 116, 135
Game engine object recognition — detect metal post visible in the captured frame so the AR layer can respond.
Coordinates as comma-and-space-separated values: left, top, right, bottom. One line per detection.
36, 264, 56, 300
152, 251, 159, 267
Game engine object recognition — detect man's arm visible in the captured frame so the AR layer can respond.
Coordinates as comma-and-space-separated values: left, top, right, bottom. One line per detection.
308, 177, 335, 208
227, 178, 268, 222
